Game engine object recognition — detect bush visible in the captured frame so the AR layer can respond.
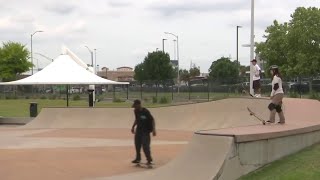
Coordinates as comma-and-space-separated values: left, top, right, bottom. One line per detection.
143, 97, 149, 103
49, 95, 57, 100
159, 97, 169, 104
309, 91, 320, 100
25, 96, 30, 99
5, 95, 18, 99
73, 95, 81, 101
289, 91, 299, 98
97, 95, 104, 102
152, 97, 158, 104
40, 95, 47, 99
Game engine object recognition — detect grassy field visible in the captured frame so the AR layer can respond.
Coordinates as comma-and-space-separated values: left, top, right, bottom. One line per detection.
240, 143, 320, 180
0, 92, 239, 117
0, 99, 181, 117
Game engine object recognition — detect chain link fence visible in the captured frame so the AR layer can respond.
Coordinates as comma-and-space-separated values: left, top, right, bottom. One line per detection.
0, 76, 319, 105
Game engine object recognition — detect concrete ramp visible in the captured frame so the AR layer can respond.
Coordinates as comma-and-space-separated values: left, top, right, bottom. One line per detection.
24, 98, 269, 130
93, 134, 233, 180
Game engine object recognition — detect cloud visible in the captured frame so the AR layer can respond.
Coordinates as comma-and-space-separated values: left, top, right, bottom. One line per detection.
107, 0, 133, 8
148, 0, 248, 16
45, 2, 76, 15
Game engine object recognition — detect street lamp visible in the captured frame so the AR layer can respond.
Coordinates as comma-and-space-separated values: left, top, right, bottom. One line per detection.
165, 32, 180, 93
236, 26, 242, 66
173, 39, 177, 61
94, 49, 97, 74
250, 0, 255, 95
31, 30, 43, 75
162, 39, 167, 53
84, 45, 94, 70
156, 48, 159, 52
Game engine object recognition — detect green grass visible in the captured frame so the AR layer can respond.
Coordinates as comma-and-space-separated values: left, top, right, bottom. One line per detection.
239, 143, 320, 180
0, 92, 239, 117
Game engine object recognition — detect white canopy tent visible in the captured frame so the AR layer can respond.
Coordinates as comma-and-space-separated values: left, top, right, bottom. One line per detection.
0, 54, 128, 85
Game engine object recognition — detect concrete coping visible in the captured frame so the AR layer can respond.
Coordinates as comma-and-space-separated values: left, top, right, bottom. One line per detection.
196, 123, 320, 143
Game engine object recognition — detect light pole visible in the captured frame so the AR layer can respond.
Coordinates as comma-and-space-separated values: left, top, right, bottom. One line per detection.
85, 46, 94, 70
162, 38, 167, 53
31, 30, 43, 75
165, 32, 180, 93
236, 26, 242, 66
94, 49, 97, 74
250, 0, 255, 95
173, 39, 177, 61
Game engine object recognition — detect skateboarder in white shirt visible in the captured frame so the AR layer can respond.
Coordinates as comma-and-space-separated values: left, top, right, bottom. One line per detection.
267, 65, 285, 124
251, 59, 261, 97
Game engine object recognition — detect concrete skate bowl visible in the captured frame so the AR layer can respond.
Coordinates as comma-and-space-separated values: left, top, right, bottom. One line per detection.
22, 98, 320, 180
90, 98, 320, 180
24, 98, 268, 130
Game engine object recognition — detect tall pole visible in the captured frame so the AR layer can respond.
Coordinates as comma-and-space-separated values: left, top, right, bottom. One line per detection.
250, 0, 255, 95
236, 26, 242, 66
165, 32, 180, 93
31, 35, 33, 75
162, 39, 167, 53
173, 40, 177, 61
30, 30, 43, 75
177, 35, 180, 93
94, 49, 97, 73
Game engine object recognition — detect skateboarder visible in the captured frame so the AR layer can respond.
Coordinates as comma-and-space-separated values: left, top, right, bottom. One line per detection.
267, 65, 285, 124
131, 99, 156, 165
251, 59, 261, 97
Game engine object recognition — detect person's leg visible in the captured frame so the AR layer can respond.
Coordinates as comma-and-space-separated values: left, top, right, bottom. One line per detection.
133, 134, 142, 162
253, 80, 257, 95
274, 94, 285, 124
142, 133, 152, 163
268, 102, 277, 123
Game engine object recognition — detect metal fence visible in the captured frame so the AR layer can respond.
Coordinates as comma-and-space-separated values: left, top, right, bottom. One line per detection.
0, 76, 319, 104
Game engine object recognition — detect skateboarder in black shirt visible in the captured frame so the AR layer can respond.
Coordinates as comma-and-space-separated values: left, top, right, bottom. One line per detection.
131, 100, 156, 165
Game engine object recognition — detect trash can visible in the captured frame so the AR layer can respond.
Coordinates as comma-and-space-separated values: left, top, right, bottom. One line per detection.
30, 102, 38, 117
88, 90, 94, 107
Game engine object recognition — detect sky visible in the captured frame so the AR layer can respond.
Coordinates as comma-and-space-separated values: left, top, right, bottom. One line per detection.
0, 0, 319, 73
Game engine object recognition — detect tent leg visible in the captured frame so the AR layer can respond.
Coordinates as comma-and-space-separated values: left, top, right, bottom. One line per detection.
66, 85, 69, 107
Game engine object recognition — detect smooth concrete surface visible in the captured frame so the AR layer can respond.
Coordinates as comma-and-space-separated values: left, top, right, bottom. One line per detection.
92, 134, 233, 180
1, 97, 319, 180
24, 98, 267, 130
0, 117, 33, 125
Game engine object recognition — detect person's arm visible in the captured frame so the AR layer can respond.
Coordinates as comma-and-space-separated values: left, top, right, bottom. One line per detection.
270, 76, 280, 98
131, 112, 137, 134
147, 110, 156, 136
255, 66, 261, 77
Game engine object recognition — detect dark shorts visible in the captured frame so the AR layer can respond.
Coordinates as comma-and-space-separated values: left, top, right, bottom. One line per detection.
253, 80, 261, 89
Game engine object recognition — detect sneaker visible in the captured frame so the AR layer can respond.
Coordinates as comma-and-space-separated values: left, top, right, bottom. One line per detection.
146, 161, 153, 165
255, 94, 261, 98
131, 159, 141, 164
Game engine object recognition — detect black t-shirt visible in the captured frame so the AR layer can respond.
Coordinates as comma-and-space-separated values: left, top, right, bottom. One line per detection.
134, 108, 154, 133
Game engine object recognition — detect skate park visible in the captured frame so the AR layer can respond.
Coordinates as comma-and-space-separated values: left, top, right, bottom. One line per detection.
0, 94, 320, 180
0, 45, 320, 179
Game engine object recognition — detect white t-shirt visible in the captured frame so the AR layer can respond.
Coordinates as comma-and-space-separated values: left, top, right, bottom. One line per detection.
271, 75, 284, 97
253, 64, 261, 81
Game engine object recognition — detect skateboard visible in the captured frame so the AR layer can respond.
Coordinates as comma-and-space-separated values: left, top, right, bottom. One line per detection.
247, 107, 267, 125
134, 162, 154, 169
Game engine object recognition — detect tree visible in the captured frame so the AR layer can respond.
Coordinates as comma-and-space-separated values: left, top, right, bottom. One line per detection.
134, 51, 174, 83
179, 69, 190, 83
256, 7, 320, 78
189, 66, 200, 78
208, 57, 239, 84
0, 41, 32, 81
133, 63, 145, 82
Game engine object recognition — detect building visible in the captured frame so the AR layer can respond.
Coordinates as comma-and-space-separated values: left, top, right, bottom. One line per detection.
97, 66, 134, 82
